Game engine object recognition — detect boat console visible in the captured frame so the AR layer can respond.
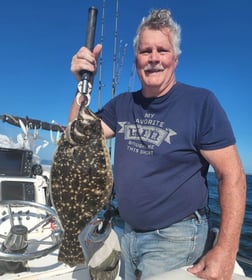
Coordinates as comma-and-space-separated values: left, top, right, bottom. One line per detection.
0, 147, 33, 178
0, 148, 63, 276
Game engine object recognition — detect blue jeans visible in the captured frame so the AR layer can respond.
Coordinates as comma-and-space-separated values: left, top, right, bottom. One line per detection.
120, 212, 208, 280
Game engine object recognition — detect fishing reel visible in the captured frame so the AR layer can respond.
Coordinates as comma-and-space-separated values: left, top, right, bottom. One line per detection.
0, 200, 63, 272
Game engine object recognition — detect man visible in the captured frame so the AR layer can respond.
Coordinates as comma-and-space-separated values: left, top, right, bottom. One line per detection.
69, 9, 246, 280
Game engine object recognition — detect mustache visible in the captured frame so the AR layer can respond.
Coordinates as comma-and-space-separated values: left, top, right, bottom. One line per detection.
144, 64, 165, 71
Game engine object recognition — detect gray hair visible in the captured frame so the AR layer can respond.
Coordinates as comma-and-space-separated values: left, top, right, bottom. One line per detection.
133, 9, 182, 57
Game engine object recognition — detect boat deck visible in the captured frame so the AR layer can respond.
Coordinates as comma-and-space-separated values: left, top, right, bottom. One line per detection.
1, 252, 250, 280
0, 248, 121, 280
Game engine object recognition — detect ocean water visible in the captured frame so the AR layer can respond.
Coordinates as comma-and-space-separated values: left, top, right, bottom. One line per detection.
207, 172, 252, 277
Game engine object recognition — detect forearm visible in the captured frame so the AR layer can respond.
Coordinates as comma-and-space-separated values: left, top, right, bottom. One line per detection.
68, 92, 83, 122
216, 170, 246, 257
189, 146, 247, 279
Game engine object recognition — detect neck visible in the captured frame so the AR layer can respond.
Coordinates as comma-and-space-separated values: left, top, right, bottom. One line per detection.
142, 78, 176, 98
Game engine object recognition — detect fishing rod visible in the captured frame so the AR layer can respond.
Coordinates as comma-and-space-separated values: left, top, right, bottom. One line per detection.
128, 62, 136, 92
97, 0, 106, 111
111, 0, 119, 100
108, 0, 128, 157
108, 0, 119, 157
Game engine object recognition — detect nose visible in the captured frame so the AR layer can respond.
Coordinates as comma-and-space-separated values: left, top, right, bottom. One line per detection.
149, 50, 160, 62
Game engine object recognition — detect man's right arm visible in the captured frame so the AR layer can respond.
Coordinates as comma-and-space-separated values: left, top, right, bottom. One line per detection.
68, 44, 114, 138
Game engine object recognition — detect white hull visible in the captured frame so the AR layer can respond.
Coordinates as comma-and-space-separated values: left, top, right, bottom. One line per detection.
1, 255, 250, 280
149, 266, 251, 280
0, 248, 122, 280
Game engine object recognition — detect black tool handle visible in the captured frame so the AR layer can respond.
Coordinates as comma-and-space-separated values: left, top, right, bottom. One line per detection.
85, 7, 98, 50
81, 7, 98, 95
96, 204, 116, 234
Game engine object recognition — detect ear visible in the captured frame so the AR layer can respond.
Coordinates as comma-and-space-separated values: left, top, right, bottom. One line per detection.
174, 57, 179, 67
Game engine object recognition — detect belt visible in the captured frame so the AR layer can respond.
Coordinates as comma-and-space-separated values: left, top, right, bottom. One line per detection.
182, 208, 206, 221
133, 208, 207, 233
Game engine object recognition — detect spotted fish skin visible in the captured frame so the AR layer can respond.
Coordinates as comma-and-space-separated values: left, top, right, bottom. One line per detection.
50, 105, 113, 267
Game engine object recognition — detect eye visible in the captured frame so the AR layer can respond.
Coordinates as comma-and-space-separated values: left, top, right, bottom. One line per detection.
157, 48, 170, 54
138, 48, 152, 55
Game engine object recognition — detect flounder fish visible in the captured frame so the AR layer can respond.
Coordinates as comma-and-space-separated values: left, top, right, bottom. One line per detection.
50, 105, 113, 267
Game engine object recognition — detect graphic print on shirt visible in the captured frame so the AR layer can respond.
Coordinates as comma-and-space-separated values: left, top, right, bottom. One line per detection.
118, 112, 177, 156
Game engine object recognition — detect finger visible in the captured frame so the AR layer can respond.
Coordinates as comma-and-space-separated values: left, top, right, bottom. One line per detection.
71, 54, 95, 77
76, 49, 93, 64
71, 45, 101, 81
187, 261, 205, 275
93, 44, 102, 59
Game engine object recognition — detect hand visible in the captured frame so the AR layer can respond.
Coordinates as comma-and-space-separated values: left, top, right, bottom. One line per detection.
70, 44, 102, 81
187, 245, 236, 280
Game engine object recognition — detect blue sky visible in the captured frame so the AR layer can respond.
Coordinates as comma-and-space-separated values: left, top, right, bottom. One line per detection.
0, 0, 251, 173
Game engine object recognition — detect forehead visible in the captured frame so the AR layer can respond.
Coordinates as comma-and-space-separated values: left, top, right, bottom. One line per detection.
138, 28, 173, 48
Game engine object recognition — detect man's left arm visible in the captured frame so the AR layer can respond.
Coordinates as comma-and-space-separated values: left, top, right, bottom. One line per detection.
188, 144, 246, 280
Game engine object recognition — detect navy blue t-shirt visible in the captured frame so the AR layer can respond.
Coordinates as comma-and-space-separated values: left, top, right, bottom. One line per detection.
99, 82, 235, 231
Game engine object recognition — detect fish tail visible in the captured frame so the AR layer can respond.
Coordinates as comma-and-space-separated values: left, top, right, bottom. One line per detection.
58, 236, 86, 267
